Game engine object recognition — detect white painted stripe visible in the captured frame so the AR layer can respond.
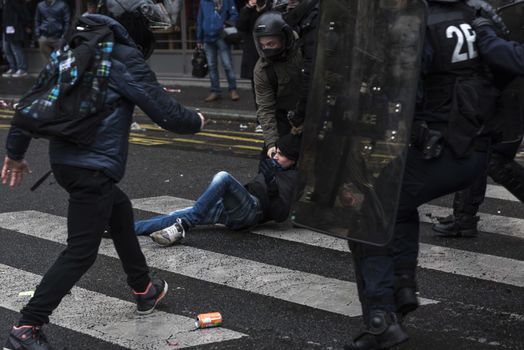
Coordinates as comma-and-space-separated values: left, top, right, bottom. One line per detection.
0, 263, 245, 349
251, 226, 524, 288
132, 196, 524, 288
419, 204, 524, 239
485, 184, 520, 202
0, 210, 437, 318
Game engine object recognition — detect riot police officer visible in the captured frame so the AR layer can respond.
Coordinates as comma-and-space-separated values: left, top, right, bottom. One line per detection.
433, 6, 524, 237
346, 0, 502, 348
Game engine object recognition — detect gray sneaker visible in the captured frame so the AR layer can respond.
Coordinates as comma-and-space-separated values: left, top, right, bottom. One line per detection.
12, 70, 28, 78
2, 69, 15, 78
150, 218, 186, 246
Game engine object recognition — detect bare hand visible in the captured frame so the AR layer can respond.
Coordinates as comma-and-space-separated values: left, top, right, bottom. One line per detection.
266, 146, 276, 159
1, 156, 31, 187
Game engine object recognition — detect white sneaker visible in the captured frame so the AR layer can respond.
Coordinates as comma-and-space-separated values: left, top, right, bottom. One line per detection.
150, 218, 186, 246
255, 125, 263, 133
2, 69, 15, 78
12, 70, 28, 78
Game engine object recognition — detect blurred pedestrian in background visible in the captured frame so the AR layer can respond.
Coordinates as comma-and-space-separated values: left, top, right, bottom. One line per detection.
34, 0, 70, 59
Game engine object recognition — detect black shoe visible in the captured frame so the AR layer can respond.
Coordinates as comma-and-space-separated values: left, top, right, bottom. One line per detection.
432, 214, 479, 237
344, 311, 409, 350
4, 325, 54, 350
133, 278, 168, 315
394, 275, 418, 317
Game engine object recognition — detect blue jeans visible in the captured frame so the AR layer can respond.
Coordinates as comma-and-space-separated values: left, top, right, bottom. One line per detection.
135, 171, 261, 235
204, 38, 237, 93
3, 37, 27, 71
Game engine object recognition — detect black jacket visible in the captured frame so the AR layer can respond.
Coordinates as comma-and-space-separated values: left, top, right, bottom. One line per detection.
245, 167, 298, 223
236, 4, 263, 80
35, 0, 70, 39
2, 0, 31, 43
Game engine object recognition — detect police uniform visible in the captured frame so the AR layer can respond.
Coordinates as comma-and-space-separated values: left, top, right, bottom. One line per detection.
433, 16, 524, 236
346, 1, 499, 349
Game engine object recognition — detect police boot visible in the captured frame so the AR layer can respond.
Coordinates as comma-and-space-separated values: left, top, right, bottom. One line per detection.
344, 311, 409, 350
432, 214, 479, 237
394, 275, 418, 317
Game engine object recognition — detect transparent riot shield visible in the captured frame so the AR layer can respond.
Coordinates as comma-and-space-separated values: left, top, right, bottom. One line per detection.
291, 0, 427, 246
497, 1, 524, 43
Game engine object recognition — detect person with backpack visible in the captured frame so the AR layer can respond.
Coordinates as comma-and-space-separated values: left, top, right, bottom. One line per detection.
1, 0, 205, 349
252, 11, 302, 159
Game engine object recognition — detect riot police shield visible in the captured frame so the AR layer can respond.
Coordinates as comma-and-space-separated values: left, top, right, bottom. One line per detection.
291, 0, 427, 246
497, 0, 524, 43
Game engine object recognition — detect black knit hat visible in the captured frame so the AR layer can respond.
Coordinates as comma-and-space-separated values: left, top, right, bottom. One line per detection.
276, 134, 301, 161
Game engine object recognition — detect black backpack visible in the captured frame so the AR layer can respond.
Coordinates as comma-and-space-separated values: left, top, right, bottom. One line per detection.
191, 47, 208, 78
11, 16, 115, 147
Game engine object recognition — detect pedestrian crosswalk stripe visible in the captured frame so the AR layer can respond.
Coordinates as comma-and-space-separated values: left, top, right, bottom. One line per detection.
132, 196, 524, 289
0, 210, 438, 318
419, 204, 524, 239
0, 263, 245, 349
485, 184, 519, 202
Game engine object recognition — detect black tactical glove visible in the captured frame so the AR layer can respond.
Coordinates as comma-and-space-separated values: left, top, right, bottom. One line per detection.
259, 158, 277, 185
471, 16, 495, 31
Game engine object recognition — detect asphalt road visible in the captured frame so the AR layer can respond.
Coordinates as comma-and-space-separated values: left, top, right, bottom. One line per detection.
0, 114, 523, 350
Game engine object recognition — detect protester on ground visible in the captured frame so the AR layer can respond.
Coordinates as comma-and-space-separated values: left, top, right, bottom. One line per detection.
135, 134, 301, 245
1, 1, 205, 349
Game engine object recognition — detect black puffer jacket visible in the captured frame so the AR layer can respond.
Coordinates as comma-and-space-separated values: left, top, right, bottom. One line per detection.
6, 15, 202, 182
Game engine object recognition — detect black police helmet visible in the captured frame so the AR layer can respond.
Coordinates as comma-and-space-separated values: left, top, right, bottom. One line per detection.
97, 0, 172, 58
253, 11, 296, 60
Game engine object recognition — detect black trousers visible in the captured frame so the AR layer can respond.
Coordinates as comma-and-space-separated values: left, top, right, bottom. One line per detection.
452, 137, 523, 216
20, 165, 150, 325
351, 146, 488, 317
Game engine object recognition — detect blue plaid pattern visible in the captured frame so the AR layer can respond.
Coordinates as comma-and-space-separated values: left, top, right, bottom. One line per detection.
22, 41, 113, 116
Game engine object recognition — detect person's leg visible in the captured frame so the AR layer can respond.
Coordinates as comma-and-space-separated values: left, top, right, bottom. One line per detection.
38, 37, 53, 59
135, 207, 196, 235
219, 175, 260, 229
18, 165, 114, 326
204, 41, 221, 93
108, 186, 151, 292
2, 39, 16, 72
135, 171, 250, 235
10, 41, 27, 72
217, 38, 237, 91
393, 147, 488, 311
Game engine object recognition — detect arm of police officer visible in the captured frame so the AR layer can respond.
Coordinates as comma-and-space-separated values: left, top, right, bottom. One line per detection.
2, 126, 32, 187
473, 19, 524, 75
254, 61, 279, 157
110, 53, 204, 134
